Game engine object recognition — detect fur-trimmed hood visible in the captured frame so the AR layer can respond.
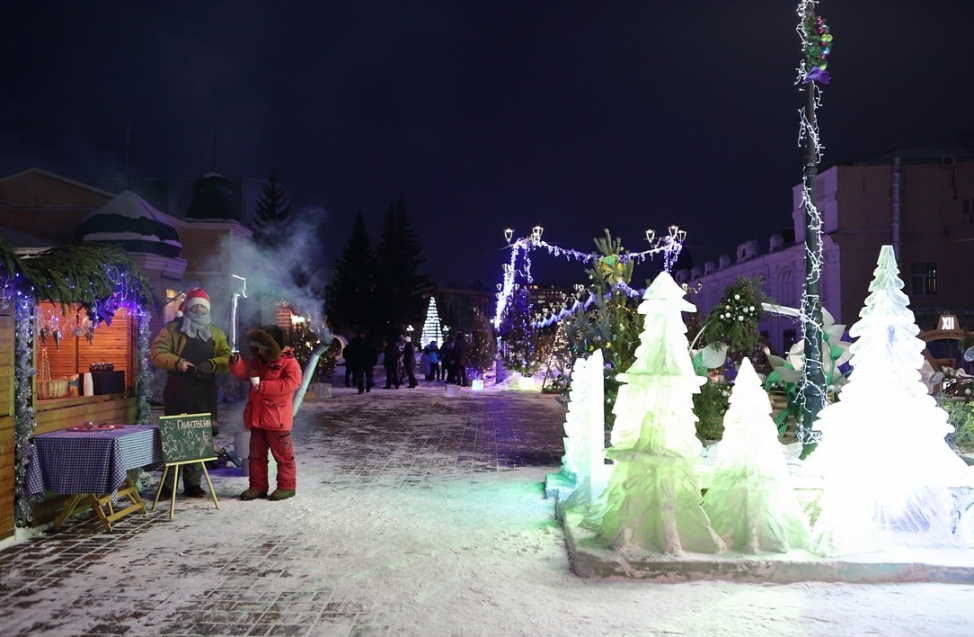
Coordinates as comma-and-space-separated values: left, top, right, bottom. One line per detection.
247, 325, 286, 362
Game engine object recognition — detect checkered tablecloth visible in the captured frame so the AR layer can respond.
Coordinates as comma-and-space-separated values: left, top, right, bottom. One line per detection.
26, 425, 162, 496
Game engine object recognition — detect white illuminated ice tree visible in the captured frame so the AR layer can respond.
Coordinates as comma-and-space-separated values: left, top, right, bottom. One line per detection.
560, 349, 608, 508
702, 357, 810, 552
807, 245, 973, 556
585, 272, 723, 554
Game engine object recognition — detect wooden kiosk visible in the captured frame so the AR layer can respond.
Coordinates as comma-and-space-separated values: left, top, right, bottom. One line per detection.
1, 240, 158, 538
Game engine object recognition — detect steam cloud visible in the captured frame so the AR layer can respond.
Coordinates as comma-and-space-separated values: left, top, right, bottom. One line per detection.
200, 210, 331, 336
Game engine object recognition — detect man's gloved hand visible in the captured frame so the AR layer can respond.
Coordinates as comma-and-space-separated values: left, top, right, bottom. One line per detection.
192, 360, 214, 380
229, 352, 240, 365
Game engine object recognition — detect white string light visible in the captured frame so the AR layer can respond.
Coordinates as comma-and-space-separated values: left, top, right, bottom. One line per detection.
794, 0, 832, 448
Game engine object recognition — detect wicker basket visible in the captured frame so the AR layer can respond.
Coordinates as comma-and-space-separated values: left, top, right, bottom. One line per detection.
37, 380, 68, 400
37, 348, 69, 400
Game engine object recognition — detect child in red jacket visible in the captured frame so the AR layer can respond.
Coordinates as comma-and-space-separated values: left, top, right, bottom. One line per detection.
229, 325, 302, 501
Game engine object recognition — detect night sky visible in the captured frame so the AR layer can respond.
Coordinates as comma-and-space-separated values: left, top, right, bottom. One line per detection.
2, 1, 971, 289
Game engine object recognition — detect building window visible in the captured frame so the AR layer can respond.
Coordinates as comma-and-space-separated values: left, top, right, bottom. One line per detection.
911, 263, 938, 296
964, 198, 974, 223
783, 329, 797, 354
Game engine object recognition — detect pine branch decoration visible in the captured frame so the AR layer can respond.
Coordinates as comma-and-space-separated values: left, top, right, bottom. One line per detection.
21, 243, 159, 318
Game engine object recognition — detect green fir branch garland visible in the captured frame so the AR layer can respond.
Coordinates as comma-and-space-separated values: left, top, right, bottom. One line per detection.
135, 308, 152, 424
0, 237, 28, 300
20, 243, 159, 318
13, 295, 38, 527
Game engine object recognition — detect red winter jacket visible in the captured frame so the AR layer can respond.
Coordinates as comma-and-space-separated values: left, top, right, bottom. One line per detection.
230, 346, 302, 432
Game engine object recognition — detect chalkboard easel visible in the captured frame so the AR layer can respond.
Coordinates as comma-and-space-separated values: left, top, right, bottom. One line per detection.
152, 412, 220, 518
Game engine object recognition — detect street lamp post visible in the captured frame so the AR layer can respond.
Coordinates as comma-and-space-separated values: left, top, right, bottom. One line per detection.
796, 1, 831, 456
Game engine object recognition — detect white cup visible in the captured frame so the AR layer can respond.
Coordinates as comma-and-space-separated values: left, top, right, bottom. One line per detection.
250, 376, 260, 389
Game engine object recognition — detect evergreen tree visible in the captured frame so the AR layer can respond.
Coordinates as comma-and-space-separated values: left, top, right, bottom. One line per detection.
374, 195, 434, 337
563, 230, 643, 429
540, 322, 574, 394
326, 212, 377, 335
499, 285, 540, 376
466, 306, 498, 376
250, 169, 293, 250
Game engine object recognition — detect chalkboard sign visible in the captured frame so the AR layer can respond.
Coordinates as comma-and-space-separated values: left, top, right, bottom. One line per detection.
158, 413, 215, 463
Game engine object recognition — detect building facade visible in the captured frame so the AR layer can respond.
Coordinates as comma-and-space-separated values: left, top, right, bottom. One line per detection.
677, 154, 974, 358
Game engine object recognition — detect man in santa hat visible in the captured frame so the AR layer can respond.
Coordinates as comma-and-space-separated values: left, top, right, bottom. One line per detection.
151, 285, 232, 498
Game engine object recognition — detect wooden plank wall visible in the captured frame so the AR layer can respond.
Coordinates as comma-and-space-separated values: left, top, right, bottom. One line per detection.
0, 311, 16, 540
33, 396, 138, 435
38, 304, 132, 396
77, 308, 131, 385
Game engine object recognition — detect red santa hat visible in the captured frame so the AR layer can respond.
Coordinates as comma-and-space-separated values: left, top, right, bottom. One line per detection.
178, 286, 211, 314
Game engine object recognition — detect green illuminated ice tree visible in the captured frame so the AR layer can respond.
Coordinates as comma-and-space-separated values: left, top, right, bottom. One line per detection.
702, 357, 809, 552
584, 272, 723, 554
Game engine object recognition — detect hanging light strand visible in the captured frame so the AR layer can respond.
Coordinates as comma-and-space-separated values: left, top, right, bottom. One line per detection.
493, 227, 686, 329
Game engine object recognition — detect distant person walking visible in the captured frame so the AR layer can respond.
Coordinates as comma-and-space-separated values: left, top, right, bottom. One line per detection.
442, 337, 456, 384
382, 338, 401, 389
403, 336, 418, 388
345, 330, 377, 394
453, 331, 469, 387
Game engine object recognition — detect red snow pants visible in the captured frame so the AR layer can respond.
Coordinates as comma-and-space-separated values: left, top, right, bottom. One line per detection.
248, 428, 297, 492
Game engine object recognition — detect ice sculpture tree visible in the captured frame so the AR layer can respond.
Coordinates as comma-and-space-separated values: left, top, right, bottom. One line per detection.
702, 357, 809, 552
586, 272, 723, 554
808, 245, 973, 556
560, 349, 607, 507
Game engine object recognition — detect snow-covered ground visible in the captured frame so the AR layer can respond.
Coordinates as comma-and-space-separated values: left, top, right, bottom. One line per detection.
3, 381, 974, 636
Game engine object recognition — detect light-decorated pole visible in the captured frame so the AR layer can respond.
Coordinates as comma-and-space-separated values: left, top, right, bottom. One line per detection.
796, 1, 832, 457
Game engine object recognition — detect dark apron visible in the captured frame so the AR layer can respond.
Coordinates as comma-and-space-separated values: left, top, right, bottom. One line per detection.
163, 334, 218, 427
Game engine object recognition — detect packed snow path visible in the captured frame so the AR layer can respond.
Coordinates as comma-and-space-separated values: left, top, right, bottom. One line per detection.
2, 379, 972, 636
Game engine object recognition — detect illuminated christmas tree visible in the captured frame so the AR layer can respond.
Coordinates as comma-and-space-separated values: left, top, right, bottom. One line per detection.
563, 231, 642, 429
541, 322, 573, 394
807, 245, 974, 556
419, 296, 444, 349
499, 285, 540, 376
702, 356, 809, 552
585, 272, 723, 554
460, 306, 499, 379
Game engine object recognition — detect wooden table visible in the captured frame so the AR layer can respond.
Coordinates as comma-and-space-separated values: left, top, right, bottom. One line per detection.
26, 425, 162, 531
